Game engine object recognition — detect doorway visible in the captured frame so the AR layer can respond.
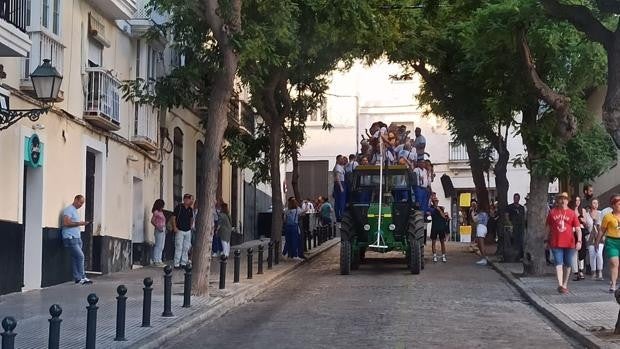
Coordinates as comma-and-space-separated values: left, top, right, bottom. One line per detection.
132, 177, 146, 265
22, 165, 44, 289
85, 150, 101, 272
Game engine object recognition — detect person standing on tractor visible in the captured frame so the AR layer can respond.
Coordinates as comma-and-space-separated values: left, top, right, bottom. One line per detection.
333, 155, 346, 222
430, 198, 448, 262
413, 159, 429, 212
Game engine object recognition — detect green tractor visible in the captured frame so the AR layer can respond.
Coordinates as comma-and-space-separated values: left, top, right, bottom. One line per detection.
339, 164, 426, 275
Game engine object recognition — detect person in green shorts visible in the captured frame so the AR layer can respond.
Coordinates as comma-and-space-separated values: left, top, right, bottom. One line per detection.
598, 194, 620, 292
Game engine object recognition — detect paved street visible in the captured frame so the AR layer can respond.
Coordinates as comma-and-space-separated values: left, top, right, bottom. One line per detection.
166, 243, 577, 349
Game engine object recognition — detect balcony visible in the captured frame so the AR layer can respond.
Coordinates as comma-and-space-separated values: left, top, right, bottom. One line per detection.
84, 67, 121, 131
85, 0, 137, 20
449, 142, 469, 162
20, 30, 64, 99
0, 0, 31, 57
132, 104, 158, 151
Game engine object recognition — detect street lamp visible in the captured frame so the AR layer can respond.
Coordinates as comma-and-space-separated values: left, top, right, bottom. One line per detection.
0, 59, 63, 131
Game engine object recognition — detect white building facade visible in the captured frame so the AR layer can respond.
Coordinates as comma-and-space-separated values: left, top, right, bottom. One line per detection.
0, 0, 269, 295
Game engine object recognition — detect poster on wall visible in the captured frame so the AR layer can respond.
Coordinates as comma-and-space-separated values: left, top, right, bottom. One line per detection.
459, 192, 471, 207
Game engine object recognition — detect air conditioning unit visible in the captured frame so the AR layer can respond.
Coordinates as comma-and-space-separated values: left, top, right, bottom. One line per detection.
89, 13, 111, 48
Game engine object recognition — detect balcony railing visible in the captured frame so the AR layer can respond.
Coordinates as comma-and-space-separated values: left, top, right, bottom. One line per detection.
449, 142, 469, 162
132, 104, 158, 150
84, 67, 121, 129
21, 30, 64, 85
0, 0, 28, 32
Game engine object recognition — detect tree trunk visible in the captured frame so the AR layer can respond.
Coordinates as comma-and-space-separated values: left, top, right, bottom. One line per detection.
464, 138, 490, 210
192, 0, 241, 297
291, 143, 301, 201
493, 134, 510, 213
603, 35, 620, 148
522, 173, 549, 275
269, 121, 284, 242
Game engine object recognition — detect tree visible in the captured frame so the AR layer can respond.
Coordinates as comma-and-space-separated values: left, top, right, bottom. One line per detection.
464, 0, 615, 274
240, 0, 394, 242
539, 0, 620, 148
122, 0, 241, 296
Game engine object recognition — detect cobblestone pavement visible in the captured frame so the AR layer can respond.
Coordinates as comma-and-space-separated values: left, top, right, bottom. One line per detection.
166, 243, 577, 349
0, 238, 303, 349
499, 262, 620, 331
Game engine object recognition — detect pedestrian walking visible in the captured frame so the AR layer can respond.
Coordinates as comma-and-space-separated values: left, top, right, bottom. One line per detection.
506, 193, 526, 258
545, 192, 581, 294
569, 196, 587, 281
212, 200, 223, 257
62, 195, 93, 285
150, 199, 166, 267
597, 194, 620, 292
587, 199, 604, 281
318, 196, 334, 226
283, 198, 305, 260
430, 198, 448, 263
218, 203, 233, 257
172, 194, 194, 269
474, 202, 490, 265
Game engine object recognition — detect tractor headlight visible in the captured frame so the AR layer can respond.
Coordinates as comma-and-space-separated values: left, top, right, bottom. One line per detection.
363, 224, 371, 231
389, 224, 396, 231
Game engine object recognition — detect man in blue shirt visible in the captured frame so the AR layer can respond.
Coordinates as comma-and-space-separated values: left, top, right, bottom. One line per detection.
62, 195, 92, 284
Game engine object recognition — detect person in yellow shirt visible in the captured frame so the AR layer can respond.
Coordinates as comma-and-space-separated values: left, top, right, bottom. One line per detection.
597, 195, 620, 292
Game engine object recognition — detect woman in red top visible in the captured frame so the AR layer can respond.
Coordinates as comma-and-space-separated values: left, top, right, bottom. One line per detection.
546, 192, 582, 294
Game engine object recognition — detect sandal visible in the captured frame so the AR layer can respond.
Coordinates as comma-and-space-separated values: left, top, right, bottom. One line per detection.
579, 272, 585, 280
559, 286, 569, 294
572, 274, 581, 281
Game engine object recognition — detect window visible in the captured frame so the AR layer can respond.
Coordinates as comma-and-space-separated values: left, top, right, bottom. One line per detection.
52, 0, 59, 34
88, 38, 102, 67
173, 128, 184, 206
42, 0, 49, 28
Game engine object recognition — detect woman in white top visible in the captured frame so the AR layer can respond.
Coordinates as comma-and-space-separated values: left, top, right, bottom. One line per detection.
587, 199, 604, 280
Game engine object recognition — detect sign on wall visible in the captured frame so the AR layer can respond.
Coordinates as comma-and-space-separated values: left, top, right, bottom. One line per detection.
24, 134, 44, 168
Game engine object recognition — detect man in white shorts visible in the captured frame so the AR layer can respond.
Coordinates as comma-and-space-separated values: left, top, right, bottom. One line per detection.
474, 204, 490, 265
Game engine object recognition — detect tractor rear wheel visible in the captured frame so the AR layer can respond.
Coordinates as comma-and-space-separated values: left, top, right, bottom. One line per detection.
409, 239, 421, 274
340, 240, 352, 275
407, 211, 426, 274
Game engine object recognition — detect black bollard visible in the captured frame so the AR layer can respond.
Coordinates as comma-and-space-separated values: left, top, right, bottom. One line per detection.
162, 265, 173, 317
274, 240, 280, 265
142, 277, 153, 327
313, 229, 318, 248
219, 255, 227, 289
308, 229, 313, 250
247, 248, 254, 279
267, 242, 274, 269
182, 264, 192, 308
1, 317, 17, 349
614, 289, 620, 334
85, 293, 99, 349
233, 250, 241, 283
115, 285, 128, 341
48, 304, 62, 349
257, 244, 264, 275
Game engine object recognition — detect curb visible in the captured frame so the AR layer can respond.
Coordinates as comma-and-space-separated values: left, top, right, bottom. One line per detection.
133, 238, 340, 349
488, 260, 616, 349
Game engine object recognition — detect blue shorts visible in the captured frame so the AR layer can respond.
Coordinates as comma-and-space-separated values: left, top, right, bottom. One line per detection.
551, 248, 576, 268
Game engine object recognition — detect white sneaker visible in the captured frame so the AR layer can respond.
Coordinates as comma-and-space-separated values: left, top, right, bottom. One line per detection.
441, 255, 447, 263
78, 278, 93, 285
432, 255, 438, 263
476, 258, 488, 266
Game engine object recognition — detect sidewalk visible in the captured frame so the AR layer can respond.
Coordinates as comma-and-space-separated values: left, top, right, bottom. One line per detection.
489, 258, 620, 348
0, 238, 340, 349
